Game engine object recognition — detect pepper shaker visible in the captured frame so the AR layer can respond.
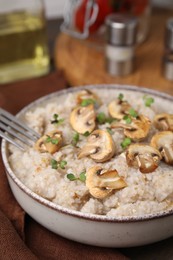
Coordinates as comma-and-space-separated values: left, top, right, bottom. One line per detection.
163, 18, 173, 81
105, 14, 138, 76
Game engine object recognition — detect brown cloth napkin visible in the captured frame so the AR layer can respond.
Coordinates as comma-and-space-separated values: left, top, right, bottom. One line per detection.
0, 72, 128, 260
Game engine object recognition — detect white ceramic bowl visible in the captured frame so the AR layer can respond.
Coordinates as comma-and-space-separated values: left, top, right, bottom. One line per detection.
2, 85, 173, 248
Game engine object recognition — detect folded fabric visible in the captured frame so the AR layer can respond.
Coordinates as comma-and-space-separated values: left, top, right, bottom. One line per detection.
0, 210, 37, 259
0, 72, 128, 259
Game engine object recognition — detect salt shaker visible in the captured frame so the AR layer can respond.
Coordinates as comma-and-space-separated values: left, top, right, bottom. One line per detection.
163, 18, 173, 81
105, 14, 138, 76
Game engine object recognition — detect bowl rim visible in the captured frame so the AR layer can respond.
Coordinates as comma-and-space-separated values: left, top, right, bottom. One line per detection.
2, 84, 173, 223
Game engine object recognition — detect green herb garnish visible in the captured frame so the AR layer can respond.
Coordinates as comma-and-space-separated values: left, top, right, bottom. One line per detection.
51, 114, 64, 125
67, 171, 86, 182
51, 159, 58, 169
80, 99, 95, 107
79, 171, 86, 182
129, 108, 138, 118
46, 136, 51, 142
51, 159, 67, 170
96, 112, 106, 124
67, 173, 78, 181
121, 138, 132, 149
60, 160, 67, 169
71, 132, 80, 146
83, 131, 90, 137
46, 136, 59, 144
123, 115, 132, 124
51, 139, 59, 145
96, 112, 115, 125
143, 95, 154, 107
118, 93, 124, 101
106, 117, 115, 124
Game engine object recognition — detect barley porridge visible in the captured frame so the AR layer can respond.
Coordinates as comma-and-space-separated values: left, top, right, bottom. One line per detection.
8, 87, 173, 217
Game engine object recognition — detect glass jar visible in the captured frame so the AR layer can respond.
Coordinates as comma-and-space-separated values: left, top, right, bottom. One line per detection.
61, 0, 151, 44
0, 0, 50, 84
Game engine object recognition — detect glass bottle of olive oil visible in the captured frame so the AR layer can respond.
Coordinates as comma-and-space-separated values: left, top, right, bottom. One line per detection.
0, 10, 50, 84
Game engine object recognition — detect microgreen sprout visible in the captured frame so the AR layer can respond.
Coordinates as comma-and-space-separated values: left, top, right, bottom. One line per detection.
51, 114, 64, 125
51, 159, 67, 170
143, 95, 154, 107
46, 136, 59, 144
106, 117, 115, 124
83, 131, 90, 137
71, 132, 80, 146
79, 171, 86, 182
96, 112, 115, 125
121, 138, 132, 149
51, 159, 58, 169
67, 173, 77, 181
129, 108, 138, 118
123, 115, 132, 124
60, 160, 67, 169
67, 171, 86, 182
80, 99, 95, 107
96, 112, 106, 124
118, 93, 124, 101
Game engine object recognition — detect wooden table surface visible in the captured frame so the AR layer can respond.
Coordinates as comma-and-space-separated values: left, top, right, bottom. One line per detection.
54, 9, 173, 259
55, 8, 173, 96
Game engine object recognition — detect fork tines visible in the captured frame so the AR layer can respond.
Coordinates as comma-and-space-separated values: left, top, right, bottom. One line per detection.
0, 108, 40, 150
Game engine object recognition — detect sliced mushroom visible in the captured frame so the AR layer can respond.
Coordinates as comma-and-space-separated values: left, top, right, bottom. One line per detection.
126, 144, 162, 173
70, 104, 96, 134
108, 99, 131, 119
35, 130, 63, 154
154, 113, 173, 131
86, 166, 127, 199
78, 129, 115, 162
77, 89, 102, 108
151, 131, 173, 165
111, 115, 151, 141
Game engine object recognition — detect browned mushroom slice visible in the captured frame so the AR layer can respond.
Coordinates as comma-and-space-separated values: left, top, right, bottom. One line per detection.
111, 115, 151, 141
35, 130, 63, 154
108, 99, 131, 120
126, 144, 162, 173
154, 113, 173, 131
86, 166, 127, 199
77, 89, 102, 108
78, 129, 115, 162
70, 104, 96, 134
151, 131, 173, 165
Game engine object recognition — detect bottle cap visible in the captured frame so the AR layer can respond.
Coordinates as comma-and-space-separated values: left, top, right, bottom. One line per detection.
165, 18, 173, 50
105, 14, 138, 46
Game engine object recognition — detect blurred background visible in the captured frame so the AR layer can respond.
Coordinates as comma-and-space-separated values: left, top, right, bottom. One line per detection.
44, 0, 173, 18
0, 0, 173, 86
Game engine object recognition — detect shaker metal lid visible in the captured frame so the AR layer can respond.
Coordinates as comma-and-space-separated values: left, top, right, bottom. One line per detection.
165, 18, 173, 50
105, 14, 138, 46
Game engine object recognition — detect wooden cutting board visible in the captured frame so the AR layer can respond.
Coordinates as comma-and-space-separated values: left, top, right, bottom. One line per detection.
55, 8, 173, 95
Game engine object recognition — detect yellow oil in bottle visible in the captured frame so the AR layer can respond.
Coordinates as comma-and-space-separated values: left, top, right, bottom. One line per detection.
0, 11, 50, 84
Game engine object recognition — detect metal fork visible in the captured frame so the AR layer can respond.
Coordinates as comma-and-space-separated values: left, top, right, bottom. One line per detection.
0, 108, 40, 150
